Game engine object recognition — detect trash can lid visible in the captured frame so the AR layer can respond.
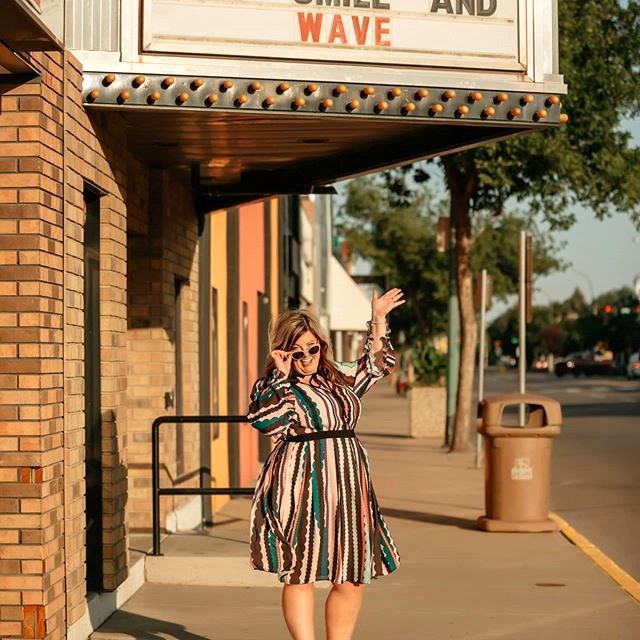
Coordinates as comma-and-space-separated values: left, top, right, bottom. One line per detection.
478, 393, 562, 430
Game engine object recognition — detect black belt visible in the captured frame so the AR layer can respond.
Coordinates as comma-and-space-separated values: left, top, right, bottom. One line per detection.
284, 430, 356, 443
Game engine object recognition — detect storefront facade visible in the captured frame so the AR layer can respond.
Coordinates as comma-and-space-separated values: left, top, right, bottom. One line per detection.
0, 1, 565, 638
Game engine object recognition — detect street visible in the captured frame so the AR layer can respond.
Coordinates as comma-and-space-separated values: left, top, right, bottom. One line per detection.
484, 369, 640, 582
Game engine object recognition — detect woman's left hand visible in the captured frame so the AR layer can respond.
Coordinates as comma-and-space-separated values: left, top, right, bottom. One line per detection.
372, 287, 405, 322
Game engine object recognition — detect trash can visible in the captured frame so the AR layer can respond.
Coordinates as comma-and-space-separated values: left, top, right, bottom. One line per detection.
477, 394, 561, 532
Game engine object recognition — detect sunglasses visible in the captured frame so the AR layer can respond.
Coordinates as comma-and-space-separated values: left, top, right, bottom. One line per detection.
291, 344, 321, 360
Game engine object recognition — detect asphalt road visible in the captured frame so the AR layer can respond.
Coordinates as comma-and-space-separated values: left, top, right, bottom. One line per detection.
483, 369, 640, 582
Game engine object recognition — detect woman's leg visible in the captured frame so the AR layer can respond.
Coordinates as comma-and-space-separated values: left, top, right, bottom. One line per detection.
282, 583, 316, 640
324, 581, 364, 640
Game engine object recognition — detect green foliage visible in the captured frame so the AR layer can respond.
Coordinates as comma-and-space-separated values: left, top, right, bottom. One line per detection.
411, 342, 447, 387
336, 176, 449, 343
336, 177, 563, 342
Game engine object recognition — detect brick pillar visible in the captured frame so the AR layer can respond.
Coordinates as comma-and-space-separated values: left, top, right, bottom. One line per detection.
0, 55, 66, 639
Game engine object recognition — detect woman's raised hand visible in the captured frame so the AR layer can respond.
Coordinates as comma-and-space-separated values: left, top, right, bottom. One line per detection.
271, 350, 293, 377
372, 287, 405, 322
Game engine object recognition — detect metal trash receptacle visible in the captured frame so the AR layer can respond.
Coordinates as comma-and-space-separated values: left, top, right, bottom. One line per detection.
477, 394, 562, 532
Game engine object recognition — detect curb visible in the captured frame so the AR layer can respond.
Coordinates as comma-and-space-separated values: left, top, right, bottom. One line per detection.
550, 512, 640, 604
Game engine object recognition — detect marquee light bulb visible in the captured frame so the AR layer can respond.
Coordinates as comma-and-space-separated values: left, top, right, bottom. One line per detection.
374, 101, 389, 113
162, 77, 175, 89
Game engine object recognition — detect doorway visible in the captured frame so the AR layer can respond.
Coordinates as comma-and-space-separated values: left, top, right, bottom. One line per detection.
84, 188, 102, 592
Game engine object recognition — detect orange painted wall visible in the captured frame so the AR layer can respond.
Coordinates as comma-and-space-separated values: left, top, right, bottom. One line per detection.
237, 202, 266, 485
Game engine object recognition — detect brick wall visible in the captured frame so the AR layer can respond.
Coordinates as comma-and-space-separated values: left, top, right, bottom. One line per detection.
126, 169, 202, 532
0, 49, 130, 638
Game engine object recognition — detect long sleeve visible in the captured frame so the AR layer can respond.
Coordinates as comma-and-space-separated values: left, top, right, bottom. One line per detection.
335, 326, 396, 398
247, 369, 298, 438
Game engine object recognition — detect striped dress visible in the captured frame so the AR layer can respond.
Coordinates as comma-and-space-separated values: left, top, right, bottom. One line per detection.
247, 330, 400, 584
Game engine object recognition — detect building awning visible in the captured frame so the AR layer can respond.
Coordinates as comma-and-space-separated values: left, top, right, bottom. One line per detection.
328, 256, 371, 333
81, 71, 567, 211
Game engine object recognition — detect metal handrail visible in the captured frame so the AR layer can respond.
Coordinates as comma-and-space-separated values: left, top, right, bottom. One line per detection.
151, 414, 254, 556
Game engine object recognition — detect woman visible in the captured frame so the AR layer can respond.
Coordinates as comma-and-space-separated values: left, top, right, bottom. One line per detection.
247, 288, 405, 640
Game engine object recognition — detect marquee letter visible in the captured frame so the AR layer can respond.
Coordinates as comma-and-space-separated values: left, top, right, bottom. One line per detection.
352, 16, 371, 45
456, 0, 475, 14
375, 17, 390, 46
298, 12, 323, 43
430, 0, 454, 13
477, 0, 497, 16
328, 15, 348, 44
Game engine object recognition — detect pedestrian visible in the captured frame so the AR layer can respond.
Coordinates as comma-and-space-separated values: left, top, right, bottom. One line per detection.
247, 288, 405, 640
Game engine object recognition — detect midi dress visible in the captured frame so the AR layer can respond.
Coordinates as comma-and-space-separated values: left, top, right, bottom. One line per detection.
246, 328, 400, 585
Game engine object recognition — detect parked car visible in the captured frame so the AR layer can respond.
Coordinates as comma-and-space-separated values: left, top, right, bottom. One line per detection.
530, 356, 549, 372
627, 352, 640, 380
555, 350, 616, 377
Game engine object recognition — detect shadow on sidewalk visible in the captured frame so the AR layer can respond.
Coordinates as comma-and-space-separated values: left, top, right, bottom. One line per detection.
93, 611, 209, 640
380, 506, 478, 530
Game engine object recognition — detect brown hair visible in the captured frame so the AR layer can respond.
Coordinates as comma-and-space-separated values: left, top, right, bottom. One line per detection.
265, 309, 345, 386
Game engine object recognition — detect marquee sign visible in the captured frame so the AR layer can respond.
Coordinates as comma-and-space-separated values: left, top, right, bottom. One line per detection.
142, 0, 525, 72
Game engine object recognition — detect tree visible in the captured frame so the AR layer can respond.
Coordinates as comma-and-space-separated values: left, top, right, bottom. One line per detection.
393, 1, 640, 451
336, 177, 563, 348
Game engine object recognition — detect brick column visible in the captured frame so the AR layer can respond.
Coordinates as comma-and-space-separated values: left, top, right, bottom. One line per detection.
0, 53, 66, 639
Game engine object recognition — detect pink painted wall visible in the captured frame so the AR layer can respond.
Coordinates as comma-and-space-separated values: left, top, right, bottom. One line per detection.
237, 202, 265, 485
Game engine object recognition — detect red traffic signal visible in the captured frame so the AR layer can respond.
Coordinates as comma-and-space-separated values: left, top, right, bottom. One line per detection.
603, 304, 613, 314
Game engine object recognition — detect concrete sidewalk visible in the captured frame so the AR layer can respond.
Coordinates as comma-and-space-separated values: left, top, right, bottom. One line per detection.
92, 382, 640, 639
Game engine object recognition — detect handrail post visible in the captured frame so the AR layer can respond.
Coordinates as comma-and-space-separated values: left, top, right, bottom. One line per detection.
151, 417, 161, 556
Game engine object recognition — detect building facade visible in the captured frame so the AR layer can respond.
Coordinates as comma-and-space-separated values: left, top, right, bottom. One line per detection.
0, 1, 565, 638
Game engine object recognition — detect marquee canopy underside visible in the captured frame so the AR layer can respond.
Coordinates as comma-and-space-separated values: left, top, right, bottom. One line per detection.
90, 105, 536, 210
82, 71, 564, 210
